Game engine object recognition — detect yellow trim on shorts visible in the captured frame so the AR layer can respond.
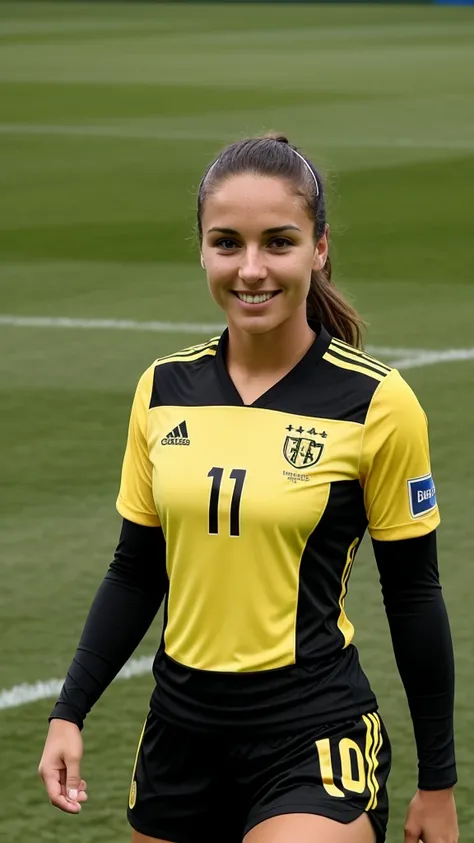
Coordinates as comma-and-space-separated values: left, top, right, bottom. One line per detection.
363, 712, 383, 811
129, 716, 148, 810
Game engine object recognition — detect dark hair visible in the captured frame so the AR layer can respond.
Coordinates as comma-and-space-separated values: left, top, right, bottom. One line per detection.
197, 133, 365, 348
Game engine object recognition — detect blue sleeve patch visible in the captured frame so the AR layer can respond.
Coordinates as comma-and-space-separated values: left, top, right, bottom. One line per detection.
408, 474, 437, 518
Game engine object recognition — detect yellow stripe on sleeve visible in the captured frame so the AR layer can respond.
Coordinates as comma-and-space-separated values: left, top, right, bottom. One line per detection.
323, 351, 386, 383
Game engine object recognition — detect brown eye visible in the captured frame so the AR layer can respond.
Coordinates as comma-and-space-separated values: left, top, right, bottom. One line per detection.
215, 239, 238, 250
270, 238, 293, 249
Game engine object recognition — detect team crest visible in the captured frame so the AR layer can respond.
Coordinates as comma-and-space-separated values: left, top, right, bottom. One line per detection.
283, 433, 324, 469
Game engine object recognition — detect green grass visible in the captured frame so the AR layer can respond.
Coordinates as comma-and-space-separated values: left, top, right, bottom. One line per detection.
0, 3, 473, 841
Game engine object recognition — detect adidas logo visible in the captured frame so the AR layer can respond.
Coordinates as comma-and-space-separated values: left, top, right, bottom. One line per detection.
161, 420, 190, 446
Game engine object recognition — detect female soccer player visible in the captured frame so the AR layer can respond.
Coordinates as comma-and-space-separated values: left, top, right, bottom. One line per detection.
39, 135, 458, 843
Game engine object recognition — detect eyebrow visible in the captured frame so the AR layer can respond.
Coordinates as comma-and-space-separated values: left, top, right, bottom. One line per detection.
206, 225, 302, 235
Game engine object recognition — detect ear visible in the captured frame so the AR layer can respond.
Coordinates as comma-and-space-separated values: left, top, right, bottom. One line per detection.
200, 254, 206, 270
312, 226, 329, 271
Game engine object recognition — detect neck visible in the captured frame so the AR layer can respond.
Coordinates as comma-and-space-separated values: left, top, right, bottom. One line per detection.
226, 313, 316, 376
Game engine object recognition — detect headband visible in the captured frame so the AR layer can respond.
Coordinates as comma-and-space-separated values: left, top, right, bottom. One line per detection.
289, 148, 320, 197
203, 144, 320, 197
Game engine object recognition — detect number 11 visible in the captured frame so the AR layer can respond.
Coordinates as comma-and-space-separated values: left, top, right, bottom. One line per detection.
207, 467, 247, 537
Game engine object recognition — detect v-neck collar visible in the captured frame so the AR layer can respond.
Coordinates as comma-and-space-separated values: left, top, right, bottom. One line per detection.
214, 321, 332, 408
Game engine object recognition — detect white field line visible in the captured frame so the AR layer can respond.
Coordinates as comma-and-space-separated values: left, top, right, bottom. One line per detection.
0, 313, 226, 335
389, 349, 474, 369
0, 316, 472, 712
1, 312, 473, 367
0, 123, 474, 151
0, 656, 154, 712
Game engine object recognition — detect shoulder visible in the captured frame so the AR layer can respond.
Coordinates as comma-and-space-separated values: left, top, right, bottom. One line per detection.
153, 336, 220, 371
361, 367, 428, 455
323, 337, 392, 385
368, 367, 425, 423
315, 337, 393, 423
320, 337, 425, 425
134, 335, 221, 406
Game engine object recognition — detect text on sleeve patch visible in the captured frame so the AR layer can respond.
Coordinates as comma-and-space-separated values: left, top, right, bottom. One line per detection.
408, 474, 437, 519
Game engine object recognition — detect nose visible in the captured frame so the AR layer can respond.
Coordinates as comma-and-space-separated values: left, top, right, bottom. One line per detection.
238, 247, 268, 285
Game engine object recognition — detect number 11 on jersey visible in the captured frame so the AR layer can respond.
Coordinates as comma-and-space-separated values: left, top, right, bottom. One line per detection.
207, 467, 247, 537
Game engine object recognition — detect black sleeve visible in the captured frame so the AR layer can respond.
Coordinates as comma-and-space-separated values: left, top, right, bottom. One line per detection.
49, 519, 168, 730
372, 530, 457, 790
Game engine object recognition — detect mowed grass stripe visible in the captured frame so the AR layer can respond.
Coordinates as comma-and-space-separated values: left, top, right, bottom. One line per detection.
1, 123, 473, 151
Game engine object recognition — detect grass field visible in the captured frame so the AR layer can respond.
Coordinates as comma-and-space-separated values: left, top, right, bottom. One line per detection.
0, 2, 473, 841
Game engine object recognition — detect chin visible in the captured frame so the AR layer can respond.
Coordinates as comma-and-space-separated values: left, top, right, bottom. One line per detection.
230, 314, 283, 335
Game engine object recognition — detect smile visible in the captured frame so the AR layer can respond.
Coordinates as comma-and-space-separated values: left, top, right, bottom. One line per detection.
234, 291, 280, 304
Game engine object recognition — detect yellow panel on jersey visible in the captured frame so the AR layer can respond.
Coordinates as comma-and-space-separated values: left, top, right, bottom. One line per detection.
149, 404, 363, 671
117, 364, 161, 528
359, 369, 440, 541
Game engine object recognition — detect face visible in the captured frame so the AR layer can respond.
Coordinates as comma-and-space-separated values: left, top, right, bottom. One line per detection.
200, 174, 328, 336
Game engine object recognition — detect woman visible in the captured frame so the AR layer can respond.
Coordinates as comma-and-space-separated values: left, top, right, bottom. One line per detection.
39, 135, 458, 843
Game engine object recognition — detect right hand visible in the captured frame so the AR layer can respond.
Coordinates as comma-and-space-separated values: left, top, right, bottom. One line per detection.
38, 718, 88, 813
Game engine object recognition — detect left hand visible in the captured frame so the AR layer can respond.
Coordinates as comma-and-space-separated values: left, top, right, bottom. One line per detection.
404, 788, 459, 842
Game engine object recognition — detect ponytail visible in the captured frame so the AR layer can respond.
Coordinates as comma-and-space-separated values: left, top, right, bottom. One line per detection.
306, 257, 365, 348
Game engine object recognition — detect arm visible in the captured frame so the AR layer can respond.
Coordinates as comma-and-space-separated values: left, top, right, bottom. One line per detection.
360, 369, 458, 841
40, 365, 163, 812
372, 531, 456, 790
49, 518, 167, 729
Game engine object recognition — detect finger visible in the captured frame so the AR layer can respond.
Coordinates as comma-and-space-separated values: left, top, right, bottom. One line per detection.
65, 756, 82, 803
77, 778, 88, 801
51, 794, 82, 814
43, 773, 82, 814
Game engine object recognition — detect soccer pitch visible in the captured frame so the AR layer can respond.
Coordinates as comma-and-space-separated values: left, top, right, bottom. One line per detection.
0, 2, 473, 840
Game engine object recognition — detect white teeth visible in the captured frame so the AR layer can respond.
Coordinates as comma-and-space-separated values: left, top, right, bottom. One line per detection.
236, 292, 275, 304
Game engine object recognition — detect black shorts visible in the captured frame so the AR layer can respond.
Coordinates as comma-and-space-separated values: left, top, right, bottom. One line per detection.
127, 710, 391, 843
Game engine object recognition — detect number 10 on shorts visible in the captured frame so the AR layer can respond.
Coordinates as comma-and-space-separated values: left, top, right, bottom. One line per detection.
315, 713, 382, 810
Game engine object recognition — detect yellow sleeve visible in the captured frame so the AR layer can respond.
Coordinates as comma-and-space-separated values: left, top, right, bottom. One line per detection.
359, 369, 440, 541
116, 364, 161, 528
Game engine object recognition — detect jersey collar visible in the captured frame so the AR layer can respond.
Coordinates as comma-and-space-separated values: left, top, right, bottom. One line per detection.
215, 321, 332, 408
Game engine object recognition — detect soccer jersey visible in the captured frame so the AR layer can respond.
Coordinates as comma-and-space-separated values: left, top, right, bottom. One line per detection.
117, 323, 439, 732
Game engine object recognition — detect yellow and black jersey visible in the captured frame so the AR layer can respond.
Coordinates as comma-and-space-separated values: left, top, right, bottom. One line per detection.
116, 323, 439, 732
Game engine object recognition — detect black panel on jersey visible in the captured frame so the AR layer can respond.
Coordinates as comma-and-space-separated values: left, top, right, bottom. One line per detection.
150, 645, 376, 737
296, 480, 368, 660
150, 324, 382, 424
149, 341, 222, 410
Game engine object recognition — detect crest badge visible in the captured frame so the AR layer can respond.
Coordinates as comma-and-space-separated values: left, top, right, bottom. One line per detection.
283, 424, 326, 469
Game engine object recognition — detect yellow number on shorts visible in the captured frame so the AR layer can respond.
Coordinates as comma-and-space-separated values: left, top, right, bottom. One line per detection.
316, 723, 379, 800
315, 738, 345, 797
339, 738, 366, 794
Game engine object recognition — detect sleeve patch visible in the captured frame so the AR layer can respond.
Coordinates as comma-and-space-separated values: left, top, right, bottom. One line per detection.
408, 474, 437, 518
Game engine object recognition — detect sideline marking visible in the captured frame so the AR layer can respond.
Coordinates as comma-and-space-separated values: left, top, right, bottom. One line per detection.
0, 656, 154, 711
1, 313, 473, 369
0, 314, 224, 335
